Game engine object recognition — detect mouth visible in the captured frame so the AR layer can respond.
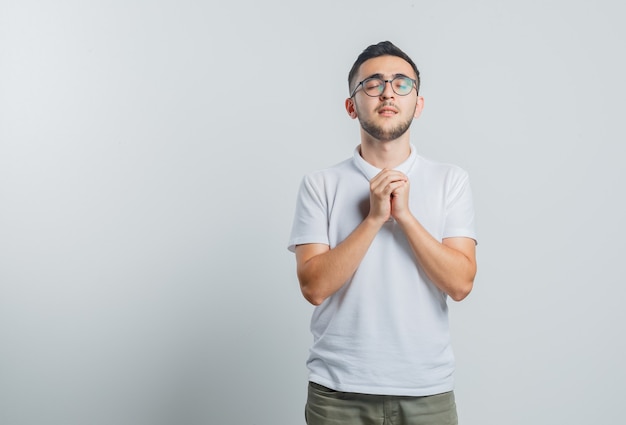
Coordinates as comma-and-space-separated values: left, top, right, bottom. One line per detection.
377, 104, 398, 116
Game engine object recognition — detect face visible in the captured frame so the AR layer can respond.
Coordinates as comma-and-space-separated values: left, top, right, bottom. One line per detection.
346, 55, 424, 142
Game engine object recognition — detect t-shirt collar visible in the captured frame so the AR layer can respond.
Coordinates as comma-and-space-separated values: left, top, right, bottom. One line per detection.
353, 144, 417, 181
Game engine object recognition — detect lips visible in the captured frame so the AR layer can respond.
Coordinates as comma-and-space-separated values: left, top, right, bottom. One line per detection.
377, 103, 398, 115
378, 106, 398, 115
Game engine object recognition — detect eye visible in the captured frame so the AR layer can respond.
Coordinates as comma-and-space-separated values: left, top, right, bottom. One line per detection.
393, 77, 412, 93
363, 78, 383, 90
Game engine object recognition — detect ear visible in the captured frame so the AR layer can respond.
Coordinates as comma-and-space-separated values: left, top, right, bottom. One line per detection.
413, 96, 425, 119
345, 98, 358, 119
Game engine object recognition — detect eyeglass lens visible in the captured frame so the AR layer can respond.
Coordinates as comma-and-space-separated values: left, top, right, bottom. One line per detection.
363, 77, 414, 96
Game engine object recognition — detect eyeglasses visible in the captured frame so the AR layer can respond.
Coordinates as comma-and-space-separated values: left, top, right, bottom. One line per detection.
350, 76, 417, 98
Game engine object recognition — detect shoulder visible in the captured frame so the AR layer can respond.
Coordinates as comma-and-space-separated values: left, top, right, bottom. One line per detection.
415, 154, 470, 180
301, 157, 357, 185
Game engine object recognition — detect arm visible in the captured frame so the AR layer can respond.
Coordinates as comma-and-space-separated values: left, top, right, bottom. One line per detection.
295, 169, 407, 306
390, 173, 477, 301
396, 218, 476, 301
295, 217, 381, 306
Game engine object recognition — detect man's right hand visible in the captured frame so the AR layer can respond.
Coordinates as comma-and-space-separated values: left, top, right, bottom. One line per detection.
368, 169, 409, 223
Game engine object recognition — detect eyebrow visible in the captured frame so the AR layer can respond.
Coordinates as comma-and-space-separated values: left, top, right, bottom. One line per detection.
363, 73, 411, 80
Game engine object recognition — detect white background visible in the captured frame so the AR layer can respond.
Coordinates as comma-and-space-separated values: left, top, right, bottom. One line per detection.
1, 1, 624, 424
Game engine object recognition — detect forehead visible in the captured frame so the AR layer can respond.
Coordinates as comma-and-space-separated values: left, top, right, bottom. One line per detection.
357, 55, 415, 80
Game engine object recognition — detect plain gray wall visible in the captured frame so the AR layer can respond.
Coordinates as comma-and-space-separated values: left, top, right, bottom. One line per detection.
1, 1, 624, 424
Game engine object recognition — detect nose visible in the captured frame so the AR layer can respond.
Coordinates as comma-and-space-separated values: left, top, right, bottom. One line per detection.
380, 80, 395, 98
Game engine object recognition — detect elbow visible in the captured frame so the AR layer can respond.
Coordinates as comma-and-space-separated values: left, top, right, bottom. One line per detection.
449, 284, 472, 302
297, 271, 327, 306
300, 283, 326, 306
448, 277, 474, 302
305, 295, 325, 306
449, 262, 476, 302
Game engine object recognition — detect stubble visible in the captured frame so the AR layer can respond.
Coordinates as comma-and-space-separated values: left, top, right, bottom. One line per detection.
357, 102, 416, 142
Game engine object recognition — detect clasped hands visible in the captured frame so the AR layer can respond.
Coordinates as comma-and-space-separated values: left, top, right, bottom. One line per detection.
368, 169, 412, 224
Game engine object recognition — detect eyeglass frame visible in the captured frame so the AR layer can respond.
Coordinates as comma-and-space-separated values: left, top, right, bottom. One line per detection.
350, 74, 418, 98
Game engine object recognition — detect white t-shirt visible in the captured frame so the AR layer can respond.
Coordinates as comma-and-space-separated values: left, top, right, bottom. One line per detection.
288, 145, 477, 396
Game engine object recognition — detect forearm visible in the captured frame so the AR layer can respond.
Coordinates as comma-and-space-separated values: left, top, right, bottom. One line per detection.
297, 217, 383, 305
396, 214, 476, 301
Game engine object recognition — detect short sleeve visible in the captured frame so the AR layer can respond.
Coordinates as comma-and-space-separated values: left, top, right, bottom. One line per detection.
442, 170, 477, 243
287, 174, 331, 252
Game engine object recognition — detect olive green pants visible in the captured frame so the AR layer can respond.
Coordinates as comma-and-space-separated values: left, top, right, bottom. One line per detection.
305, 382, 458, 425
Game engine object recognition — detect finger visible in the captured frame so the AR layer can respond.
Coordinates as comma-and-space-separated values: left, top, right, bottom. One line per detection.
373, 169, 407, 181
388, 180, 408, 195
371, 172, 407, 194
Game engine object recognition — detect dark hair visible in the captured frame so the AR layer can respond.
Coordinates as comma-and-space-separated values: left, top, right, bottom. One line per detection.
348, 41, 420, 95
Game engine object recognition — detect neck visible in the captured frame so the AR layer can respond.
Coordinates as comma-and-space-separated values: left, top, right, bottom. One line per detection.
359, 136, 412, 169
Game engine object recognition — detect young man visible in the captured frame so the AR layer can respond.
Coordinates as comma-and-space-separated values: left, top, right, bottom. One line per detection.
288, 41, 477, 425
